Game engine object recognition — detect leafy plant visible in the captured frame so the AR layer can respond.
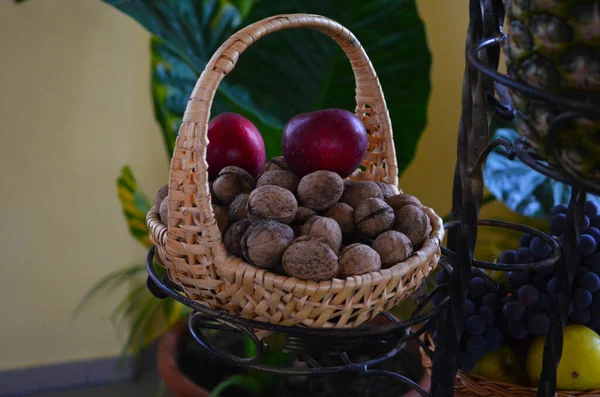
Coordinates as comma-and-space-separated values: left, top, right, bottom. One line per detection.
74, 166, 191, 366
106, 0, 432, 169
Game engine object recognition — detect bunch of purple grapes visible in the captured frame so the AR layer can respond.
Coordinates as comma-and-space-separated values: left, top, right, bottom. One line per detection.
433, 269, 506, 371
499, 200, 600, 339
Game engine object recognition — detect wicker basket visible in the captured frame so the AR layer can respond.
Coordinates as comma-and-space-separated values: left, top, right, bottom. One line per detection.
454, 371, 600, 397
145, 13, 444, 329
418, 332, 600, 396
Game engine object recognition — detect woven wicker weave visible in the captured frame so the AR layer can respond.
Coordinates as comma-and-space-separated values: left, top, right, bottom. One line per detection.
454, 372, 600, 397
146, 13, 444, 328
419, 332, 600, 396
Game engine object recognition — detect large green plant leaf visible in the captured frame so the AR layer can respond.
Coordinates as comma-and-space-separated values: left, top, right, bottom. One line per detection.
104, 0, 431, 176
483, 128, 600, 220
117, 165, 152, 247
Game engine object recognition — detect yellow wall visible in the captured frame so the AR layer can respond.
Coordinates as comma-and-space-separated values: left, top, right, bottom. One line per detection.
405, 1, 468, 215
0, 1, 167, 370
0, 0, 495, 370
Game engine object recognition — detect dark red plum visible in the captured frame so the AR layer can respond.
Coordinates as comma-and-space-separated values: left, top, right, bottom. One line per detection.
282, 108, 368, 178
206, 113, 266, 180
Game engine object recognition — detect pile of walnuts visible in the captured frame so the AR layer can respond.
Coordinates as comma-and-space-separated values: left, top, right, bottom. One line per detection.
156, 157, 432, 282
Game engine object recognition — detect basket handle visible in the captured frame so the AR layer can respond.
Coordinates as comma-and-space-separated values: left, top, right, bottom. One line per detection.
167, 14, 397, 264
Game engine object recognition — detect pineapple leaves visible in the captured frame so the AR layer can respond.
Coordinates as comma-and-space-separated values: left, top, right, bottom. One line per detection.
103, 0, 432, 178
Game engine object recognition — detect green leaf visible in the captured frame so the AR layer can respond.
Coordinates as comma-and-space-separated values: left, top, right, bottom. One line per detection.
210, 374, 261, 397
117, 292, 164, 366
72, 264, 146, 319
105, 0, 431, 177
117, 165, 152, 247
240, 335, 292, 394
483, 128, 600, 220
233, 0, 432, 174
110, 282, 149, 327
150, 36, 283, 158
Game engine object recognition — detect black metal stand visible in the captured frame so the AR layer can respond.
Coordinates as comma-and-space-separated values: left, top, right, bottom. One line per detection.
145, 1, 599, 396
430, 1, 599, 397
146, 247, 438, 397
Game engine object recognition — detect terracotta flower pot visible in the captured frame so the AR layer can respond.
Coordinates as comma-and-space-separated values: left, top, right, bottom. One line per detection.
157, 318, 210, 397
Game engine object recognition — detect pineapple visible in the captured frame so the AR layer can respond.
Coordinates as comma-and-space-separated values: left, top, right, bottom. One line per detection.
502, 0, 600, 183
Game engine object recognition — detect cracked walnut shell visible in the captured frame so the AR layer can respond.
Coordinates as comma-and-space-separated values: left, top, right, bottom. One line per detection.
324, 202, 355, 244
297, 170, 344, 211
224, 219, 251, 258
372, 230, 413, 268
241, 220, 295, 268
228, 194, 249, 223
342, 181, 383, 209
300, 216, 342, 253
257, 170, 299, 193
354, 198, 395, 239
376, 182, 395, 199
282, 236, 339, 281
247, 185, 298, 224
338, 244, 381, 277
386, 193, 422, 212
212, 166, 255, 204
395, 204, 430, 248
261, 156, 289, 173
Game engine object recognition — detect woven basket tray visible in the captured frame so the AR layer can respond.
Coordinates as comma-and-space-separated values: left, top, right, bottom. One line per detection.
419, 331, 600, 396
145, 13, 444, 329
454, 371, 600, 397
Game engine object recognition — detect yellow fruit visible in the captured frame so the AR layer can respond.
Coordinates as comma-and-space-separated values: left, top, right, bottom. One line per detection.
473, 345, 528, 386
527, 325, 600, 391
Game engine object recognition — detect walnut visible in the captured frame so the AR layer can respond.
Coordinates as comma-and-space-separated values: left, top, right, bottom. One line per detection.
212, 166, 255, 204
395, 204, 431, 248
291, 207, 317, 236
297, 170, 344, 211
209, 181, 224, 205
159, 195, 169, 225
247, 185, 298, 224
282, 236, 339, 281
354, 198, 395, 239
192, 204, 228, 232
155, 184, 168, 208
224, 219, 251, 257
324, 202, 355, 244
257, 170, 299, 193
386, 193, 422, 212
372, 230, 413, 268
376, 182, 395, 199
342, 181, 383, 208
261, 156, 289, 173
228, 194, 249, 222
294, 207, 317, 225
338, 244, 381, 277
212, 205, 229, 233
241, 220, 295, 268
300, 216, 342, 253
